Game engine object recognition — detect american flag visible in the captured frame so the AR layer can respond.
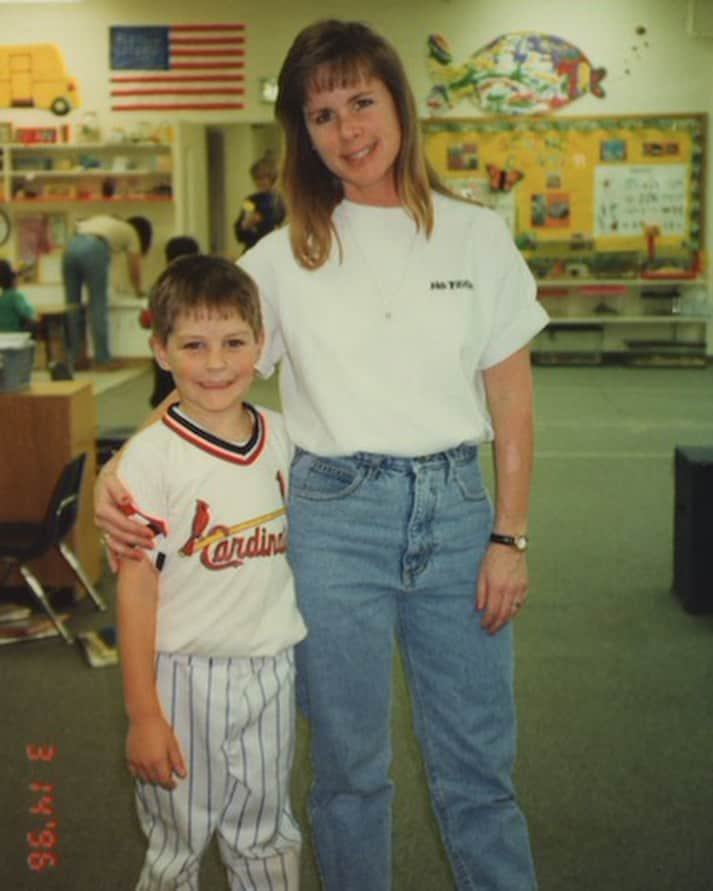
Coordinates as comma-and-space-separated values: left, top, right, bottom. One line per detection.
109, 24, 245, 111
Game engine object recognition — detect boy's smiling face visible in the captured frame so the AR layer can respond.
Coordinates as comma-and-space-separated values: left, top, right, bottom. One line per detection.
152, 308, 263, 434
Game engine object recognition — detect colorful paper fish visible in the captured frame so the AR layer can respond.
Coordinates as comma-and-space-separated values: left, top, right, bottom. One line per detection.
427, 32, 606, 115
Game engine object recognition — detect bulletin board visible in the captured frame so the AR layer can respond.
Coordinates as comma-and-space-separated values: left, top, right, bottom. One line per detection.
422, 114, 706, 279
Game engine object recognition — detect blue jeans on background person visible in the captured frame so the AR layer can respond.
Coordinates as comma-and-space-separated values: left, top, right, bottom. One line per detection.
62, 233, 112, 365
288, 444, 537, 891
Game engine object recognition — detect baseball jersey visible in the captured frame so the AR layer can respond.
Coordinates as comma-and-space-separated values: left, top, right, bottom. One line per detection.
239, 191, 549, 458
117, 403, 306, 659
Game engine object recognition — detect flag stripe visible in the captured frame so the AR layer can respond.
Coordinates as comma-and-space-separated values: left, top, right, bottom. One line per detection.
170, 49, 244, 57
168, 61, 244, 69
169, 23, 244, 31
111, 88, 245, 96
170, 37, 245, 45
111, 102, 245, 111
111, 74, 244, 83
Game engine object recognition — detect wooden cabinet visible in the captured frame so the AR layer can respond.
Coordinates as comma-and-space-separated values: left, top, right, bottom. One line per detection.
0, 380, 101, 591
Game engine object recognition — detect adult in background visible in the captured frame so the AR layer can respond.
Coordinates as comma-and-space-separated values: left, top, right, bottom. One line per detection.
233, 153, 286, 252
96, 18, 547, 891
62, 214, 152, 370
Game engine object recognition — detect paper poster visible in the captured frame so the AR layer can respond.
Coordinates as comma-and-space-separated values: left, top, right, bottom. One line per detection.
594, 164, 688, 237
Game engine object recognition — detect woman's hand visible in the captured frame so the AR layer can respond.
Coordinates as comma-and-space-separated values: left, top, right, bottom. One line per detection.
126, 715, 187, 790
476, 545, 529, 634
94, 459, 155, 568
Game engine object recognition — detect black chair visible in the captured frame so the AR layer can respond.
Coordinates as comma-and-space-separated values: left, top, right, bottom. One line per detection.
0, 453, 107, 644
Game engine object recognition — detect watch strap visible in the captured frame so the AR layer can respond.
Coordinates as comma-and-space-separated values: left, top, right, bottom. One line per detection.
489, 532, 528, 551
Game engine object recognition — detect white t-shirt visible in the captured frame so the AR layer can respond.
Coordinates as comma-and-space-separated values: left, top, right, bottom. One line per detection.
240, 192, 548, 457
116, 403, 306, 659
76, 215, 141, 255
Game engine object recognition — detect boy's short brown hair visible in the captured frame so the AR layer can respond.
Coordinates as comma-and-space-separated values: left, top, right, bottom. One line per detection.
149, 255, 263, 344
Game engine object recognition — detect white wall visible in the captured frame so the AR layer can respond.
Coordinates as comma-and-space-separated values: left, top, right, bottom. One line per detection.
2, 0, 711, 126
4, 0, 713, 336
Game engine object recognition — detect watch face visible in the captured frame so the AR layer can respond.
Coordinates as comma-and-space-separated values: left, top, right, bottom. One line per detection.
514, 535, 529, 551
0, 209, 9, 246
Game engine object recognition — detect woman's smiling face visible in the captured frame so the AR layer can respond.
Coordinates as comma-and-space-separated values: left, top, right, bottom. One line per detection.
304, 73, 402, 207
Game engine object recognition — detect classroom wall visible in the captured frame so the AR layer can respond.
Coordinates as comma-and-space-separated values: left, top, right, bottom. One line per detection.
3, 0, 713, 302
2, 0, 709, 123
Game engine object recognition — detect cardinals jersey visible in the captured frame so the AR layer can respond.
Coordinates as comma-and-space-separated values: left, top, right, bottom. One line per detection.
117, 403, 306, 658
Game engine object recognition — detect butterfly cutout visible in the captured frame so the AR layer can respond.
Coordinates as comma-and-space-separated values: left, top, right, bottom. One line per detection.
486, 164, 525, 193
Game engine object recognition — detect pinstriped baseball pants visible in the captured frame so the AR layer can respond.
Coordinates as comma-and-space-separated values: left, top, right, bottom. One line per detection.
134, 649, 301, 891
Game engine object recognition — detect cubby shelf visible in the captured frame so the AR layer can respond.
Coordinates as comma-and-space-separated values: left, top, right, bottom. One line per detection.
534, 276, 710, 363
0, 141, 173, 204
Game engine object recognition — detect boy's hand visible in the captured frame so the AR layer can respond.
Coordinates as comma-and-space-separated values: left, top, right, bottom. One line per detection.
126, 716, 187, 790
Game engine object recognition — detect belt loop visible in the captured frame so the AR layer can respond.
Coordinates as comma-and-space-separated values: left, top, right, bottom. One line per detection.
444, 448, 455, 484
368, 453, 383, 479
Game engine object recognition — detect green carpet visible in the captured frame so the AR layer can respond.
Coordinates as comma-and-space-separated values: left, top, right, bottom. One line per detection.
1, 365, 712, 890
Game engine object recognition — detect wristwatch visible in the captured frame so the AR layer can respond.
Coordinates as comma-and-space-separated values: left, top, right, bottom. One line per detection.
489, 532, 529, 552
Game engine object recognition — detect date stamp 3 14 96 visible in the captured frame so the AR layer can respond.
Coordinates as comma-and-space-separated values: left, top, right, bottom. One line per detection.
25, 743, 58, 873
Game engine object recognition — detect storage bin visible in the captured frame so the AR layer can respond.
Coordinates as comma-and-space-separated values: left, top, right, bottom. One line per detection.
0, 342, 36, 392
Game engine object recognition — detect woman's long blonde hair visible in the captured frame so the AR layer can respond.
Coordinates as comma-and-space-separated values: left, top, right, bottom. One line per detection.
276, 19, 445, 269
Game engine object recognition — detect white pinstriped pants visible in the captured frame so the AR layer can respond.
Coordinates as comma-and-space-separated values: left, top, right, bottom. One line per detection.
135, 649, 301, 891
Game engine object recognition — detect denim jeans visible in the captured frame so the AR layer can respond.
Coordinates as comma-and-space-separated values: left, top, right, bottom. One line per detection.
62, 233, 112, 363
288, 445, 537, 891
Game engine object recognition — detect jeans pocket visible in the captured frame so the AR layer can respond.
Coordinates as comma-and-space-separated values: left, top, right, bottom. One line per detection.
291, 452, 368, 501
452, 456, 488, 502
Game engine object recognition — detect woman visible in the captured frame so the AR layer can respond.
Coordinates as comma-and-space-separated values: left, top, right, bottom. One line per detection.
62, 214, 152, 370
96, 19, 547, 891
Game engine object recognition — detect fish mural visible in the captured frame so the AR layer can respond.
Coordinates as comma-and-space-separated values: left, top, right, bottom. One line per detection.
427, 32, 606, 115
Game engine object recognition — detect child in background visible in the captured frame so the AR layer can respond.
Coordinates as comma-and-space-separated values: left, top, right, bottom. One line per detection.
0, 259, 37, 334
233, 154, 286, 252
117, 254, 305, 890
139, 235, 200, 407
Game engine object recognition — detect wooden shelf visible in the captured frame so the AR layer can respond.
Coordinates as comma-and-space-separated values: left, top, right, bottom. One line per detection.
543, 315, 709, 325
10, 169, 170, 178
1, 141, 171, 151
537, 278, 705, 287
9, 196, 173, 204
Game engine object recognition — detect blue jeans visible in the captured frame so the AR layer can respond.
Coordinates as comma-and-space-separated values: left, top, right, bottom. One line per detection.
288, 445, 537, 891
62, 233, 112, 363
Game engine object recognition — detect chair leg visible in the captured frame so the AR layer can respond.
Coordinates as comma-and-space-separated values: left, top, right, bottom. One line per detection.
18, 565, 74, 644
0, 562, 14, 588
58, 542, 107, 612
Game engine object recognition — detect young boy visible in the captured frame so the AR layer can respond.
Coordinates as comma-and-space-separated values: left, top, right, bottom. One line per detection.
116, 254, 305, 890
233, 154, 286, 252
138, 235, 201, 408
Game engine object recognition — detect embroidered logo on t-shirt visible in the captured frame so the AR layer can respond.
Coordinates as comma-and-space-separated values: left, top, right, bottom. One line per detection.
430, 279, 474, 291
